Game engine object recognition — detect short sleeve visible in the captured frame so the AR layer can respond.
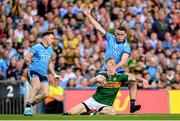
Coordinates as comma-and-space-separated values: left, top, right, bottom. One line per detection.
105, 32, 116, 44
30, 45, 37, 54
118, 74, 129, 82
123, 43, 131, 54
96, 71, 107, 79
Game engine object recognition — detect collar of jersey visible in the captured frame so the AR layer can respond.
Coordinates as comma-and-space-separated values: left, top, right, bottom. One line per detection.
40, 42, 49, 49
116, 39, 126, 44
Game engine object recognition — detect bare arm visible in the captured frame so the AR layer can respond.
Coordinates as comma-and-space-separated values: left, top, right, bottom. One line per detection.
88, 77, 97, 85
116, 53, 129, 68
49, 58, 62, 81
11, 5, 17, 15
48, 59, 56, 76
126, 73, 148, 88
83, 6, 106, 35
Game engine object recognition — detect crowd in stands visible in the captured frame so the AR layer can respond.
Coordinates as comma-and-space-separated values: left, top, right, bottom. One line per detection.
0, 0, 179, 90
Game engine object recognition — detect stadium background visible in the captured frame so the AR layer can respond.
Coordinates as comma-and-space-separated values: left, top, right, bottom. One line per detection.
0, 0, 179, 117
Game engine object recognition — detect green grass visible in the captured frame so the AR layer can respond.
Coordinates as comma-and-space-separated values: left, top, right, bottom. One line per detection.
0, 114, 180, 120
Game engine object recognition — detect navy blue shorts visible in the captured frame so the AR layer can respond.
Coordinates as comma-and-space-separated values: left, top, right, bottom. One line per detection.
27, 70, 48, 83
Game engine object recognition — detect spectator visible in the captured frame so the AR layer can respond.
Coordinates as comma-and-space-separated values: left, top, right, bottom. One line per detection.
6, 57, 17, 80
0, 68, 5, 80
63, 5, 76, 20
62, 40, 78, 66
157, 73, 170, 89
74, 67, 83, 87
79, 77, 90, 89
44, 74, 64, 114
73, 0, 83, 15
152, 9, 169, 40
85, 64, 97, 81
162, 32, 172, 49
149, 32, 158, 49
166, 68, 175, 83
149, 72, 161, 88
171, 73, 180, 89
55, 56, 66, 72
58, 67, 68, 88
66, 77, 77, 89
0, 50, 9, 77
5, 39, 18, 60
14, 21, 24, 40
147, 56, 159, 80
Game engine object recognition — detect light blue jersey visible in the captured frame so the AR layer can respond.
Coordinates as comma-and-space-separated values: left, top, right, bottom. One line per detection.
29, 43, 53, 76
102, 33, 131, 73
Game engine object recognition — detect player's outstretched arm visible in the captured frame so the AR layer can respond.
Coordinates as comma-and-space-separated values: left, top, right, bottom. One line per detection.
126, 73, 148, 88
49, 59, 62, 82
116, 53, 129, 68
24, 51, 33, 65
83, 5, 106, 35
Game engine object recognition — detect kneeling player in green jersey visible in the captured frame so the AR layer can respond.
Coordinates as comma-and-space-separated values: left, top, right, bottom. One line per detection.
64, 58, 148, 115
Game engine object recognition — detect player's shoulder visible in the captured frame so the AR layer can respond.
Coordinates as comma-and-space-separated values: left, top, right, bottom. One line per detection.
96, 71, 107, 77
48, 46, 53, 51
115, 73, 128, 81
98, 71, 107, 74
105, 32, 115, 38
123, 41, 130, 46
115, 72, 127, 76
32, 43, 41, 48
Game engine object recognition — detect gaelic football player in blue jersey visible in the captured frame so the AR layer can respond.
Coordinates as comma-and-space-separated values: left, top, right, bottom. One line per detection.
23, 32, 61, 116
83, 6, 148, 113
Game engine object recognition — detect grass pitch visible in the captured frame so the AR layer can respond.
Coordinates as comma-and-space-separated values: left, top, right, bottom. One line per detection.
0, 114, 180, 120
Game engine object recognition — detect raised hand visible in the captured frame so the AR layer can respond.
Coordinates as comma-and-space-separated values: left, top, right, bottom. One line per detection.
53, 74, 62, 82
142, 79, 149, 88
96, 75, 107, 86
83, 5, 91, 16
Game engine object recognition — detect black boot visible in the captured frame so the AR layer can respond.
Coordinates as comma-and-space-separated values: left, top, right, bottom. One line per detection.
130, 105, 141, 113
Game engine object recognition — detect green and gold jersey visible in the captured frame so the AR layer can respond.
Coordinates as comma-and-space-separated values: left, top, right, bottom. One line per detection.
92, 71, 128, 106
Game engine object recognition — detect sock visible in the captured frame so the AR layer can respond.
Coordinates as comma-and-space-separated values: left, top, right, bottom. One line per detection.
26, 102, 32, 108
31, 101, 36, 106
130, 99, 135, 108
31, 95, 46, 106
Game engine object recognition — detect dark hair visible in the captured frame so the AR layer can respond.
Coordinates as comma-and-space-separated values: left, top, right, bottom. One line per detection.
117, 26, 126, 32
106, 58, 115, 63
41, 32, 54, 38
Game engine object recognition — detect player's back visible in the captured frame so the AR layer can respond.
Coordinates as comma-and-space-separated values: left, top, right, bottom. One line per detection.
29, 43, 53, 76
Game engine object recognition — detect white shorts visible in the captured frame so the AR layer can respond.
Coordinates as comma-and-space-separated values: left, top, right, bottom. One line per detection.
83, 97, 108, 111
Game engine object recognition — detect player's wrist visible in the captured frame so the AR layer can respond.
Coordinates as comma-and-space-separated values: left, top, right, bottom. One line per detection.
53, 74, 57, 77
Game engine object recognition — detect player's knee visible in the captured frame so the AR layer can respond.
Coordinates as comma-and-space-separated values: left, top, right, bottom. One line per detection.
34, 85, 41, 90
131, 81, 137, 86
108, 109, 115, 115
107, 108, 115, 115
43, 91, 49, 98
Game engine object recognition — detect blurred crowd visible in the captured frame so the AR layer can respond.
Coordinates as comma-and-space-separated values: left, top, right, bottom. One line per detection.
0, 0, 179, 90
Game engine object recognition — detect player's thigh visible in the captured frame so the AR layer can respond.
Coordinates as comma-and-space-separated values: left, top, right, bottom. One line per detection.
31, 77, 41, 90
27, 71, 41, 90
99, 106, 115, 115
68, 103, 87, 115
40, 82, 49, 97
